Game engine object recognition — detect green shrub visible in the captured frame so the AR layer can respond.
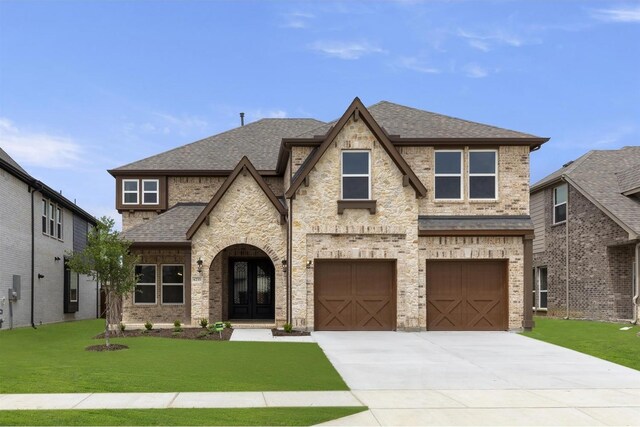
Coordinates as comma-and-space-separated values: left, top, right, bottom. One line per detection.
119, 322, 126, 332
283, 323, 293, 333
199, 318, 209, 328
197, 330, 209, 338
224, 321, 232, 329
144, 321, 153, 331
173, 319, 181, 328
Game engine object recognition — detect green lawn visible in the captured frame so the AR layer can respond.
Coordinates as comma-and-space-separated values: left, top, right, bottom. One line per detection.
0, 407, 366, 426
0, 320, 347, 393
522, 317, 640, 370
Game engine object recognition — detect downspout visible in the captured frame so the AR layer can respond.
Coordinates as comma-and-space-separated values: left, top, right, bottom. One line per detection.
633, 242, 640, 324
564, 178, 570, 320
286, 153, 293, 325
30, 184, 37, 329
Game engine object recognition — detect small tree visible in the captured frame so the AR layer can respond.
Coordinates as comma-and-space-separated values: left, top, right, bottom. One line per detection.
67, 217, 139, 348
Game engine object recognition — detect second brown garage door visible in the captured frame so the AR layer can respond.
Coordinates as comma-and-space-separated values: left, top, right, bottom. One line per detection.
315, 260, 396, 331
426, 260, 507, 331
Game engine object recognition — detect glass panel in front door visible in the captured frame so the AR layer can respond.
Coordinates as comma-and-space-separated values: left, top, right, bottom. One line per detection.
256, 265, 272, 305
233, 262, 248, 304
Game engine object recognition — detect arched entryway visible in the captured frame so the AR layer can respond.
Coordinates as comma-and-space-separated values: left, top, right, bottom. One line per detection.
209, 244, 276, 322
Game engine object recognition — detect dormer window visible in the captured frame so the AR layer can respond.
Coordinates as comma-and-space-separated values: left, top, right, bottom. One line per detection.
142, 179, 159, 205
342, 151, 370, 200
123, 180, 139, 204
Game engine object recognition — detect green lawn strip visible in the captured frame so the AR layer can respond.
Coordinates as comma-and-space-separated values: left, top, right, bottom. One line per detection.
0, 407, 367, 426
522, 317, 640, 371
0, 320, 347, 393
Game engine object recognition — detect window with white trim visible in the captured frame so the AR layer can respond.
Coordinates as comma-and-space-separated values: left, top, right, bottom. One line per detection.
533, 266, 548, 310
434, 150, 463, 200
42, 199, 48, 234
469, 150, 497, 199
56, 207, 63, 239
123, 179, 139, 205
341, 151, 370, 200
70, 274, 78, 303
553, 184, 567, 224
142, 179, 159, 205
161, 264, 184, 304
134, 264, 156, 304
49, 202, 55, 237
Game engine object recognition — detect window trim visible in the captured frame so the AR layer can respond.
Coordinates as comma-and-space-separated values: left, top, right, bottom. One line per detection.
434, 149, 464, 201
341, 150, 371, 201
533, 266, 548, 311
133, 264, 157, 305
553, 183, 568, 225
468, 149, 498, 201
122, 179, 140, 205
141, 179, 160, 205
49, 202, 55, 237
160, 264, 185, 306
42, 199, 48, 235
70, 273, 79, 303
56, 206, 63, 240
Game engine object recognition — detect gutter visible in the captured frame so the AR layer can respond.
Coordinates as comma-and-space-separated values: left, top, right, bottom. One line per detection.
30, 184, 37, 329
564, 176, 570, 320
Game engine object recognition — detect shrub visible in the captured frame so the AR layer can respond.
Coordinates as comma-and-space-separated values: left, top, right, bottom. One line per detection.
144, 321, 153, 331
283, 323, 293, 333
224, 321, 232, 329
199, 318, 209, 328
174, 319, 181, 328
197, 330, 209, 339
119, 322, 126, 332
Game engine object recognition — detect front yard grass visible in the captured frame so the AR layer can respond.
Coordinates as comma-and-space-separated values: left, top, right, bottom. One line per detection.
0, 320, 347, 393
522, 317, 640, 371
0, 407, 366, 426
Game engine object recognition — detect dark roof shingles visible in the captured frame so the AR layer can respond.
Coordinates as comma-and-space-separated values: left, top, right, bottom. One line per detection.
122, 203, 206, 243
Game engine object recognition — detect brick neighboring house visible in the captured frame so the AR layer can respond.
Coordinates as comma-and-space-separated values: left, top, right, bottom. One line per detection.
110, 98, 549, 331
0, 148, 99, 329
530, 146, 640, 322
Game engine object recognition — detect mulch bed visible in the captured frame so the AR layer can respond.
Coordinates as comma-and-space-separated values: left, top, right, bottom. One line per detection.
271, 328, 311, 337
93, 328, 234, 341
85, 344, 129, 352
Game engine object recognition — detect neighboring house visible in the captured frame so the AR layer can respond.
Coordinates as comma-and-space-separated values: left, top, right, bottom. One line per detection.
110, 98, 549, 331
0, 147, 99, 329
530, 146, 640, 322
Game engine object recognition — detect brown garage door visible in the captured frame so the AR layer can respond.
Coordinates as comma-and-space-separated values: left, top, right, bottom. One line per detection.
426, 260, 507, 331
315, 260, 396, 331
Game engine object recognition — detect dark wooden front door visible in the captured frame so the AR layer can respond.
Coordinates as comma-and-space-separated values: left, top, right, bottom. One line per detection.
314, 260, 396, 331
426, 260, 507, 331
229, 259, 275, 320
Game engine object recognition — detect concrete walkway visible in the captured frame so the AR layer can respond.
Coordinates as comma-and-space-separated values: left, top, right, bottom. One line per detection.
230, 328, 315, 342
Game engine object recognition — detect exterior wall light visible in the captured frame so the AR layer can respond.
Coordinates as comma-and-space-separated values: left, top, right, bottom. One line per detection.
281, 259, 287, 273
307, 260, 313, 269
196, 257, 203, 273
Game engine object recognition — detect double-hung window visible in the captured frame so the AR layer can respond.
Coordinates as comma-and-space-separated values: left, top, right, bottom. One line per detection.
533, 266, 548, 310
134, 264, 156, 304
49, 202, 55, 237
469, 150, 497, 199
42, 199, 48, 234
341, 151, 370, 200
161, 265, 184, 304
56, 207, 63, 239
434, 151, 463, 200
142, 179, 159, 205
123, 179, 139, 205
553, 184, 567, 224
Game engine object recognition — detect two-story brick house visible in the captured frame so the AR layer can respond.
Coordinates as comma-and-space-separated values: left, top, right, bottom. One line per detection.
0, 148, 98, 329
530, 146, 640, 322
110, 98, 548, 331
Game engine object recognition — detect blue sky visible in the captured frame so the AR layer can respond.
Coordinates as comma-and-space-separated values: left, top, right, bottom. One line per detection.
1, 0, 639, 228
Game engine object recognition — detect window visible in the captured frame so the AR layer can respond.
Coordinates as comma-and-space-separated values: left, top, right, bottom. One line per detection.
162, 265, 184, 304
56, 207, 63, 239
553, 184, 568, 224
142, 179, 159, 205
469, 150, 497, 199
435, 151, 462, 200
49, 202, 55, 237
70, 274, 78, 303
123, 179, 139, 204
134, 264, 156, 304
341, 151, 370, 200
533, 267, 548, 310
42, 199, 48, 234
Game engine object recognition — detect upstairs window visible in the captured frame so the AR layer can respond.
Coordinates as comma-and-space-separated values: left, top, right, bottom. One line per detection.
134, 264, 156, 304
56, 207, 63, 239
469, 150, 497, 199
49, 202, 55, 237
533, 266, 548, 310
553, 184, 567, 224
161, 265, 184, 305
142, 179, 159, 205
342, 151, 370, 200
123, 180, 139, 204
435, 151, 462, 200
42, 199, 48, 234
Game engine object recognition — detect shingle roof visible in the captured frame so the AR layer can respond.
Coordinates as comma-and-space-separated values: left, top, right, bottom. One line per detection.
531, 146, 640, 236
121, 203, 206, 243
419, 215, 534, 232
0, 147, 30, 176
297, 101, 542, 139
112, 118, 325, 172
617, 163, 640, 194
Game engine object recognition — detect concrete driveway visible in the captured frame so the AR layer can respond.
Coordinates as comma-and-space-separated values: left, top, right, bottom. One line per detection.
313, 331, 640, 426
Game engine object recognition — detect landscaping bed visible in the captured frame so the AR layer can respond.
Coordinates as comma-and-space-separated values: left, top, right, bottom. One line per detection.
94, 327, 233, 341
272, 328, 311, 337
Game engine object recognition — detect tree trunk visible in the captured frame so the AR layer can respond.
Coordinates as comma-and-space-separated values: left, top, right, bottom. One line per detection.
104, 290, 110, 348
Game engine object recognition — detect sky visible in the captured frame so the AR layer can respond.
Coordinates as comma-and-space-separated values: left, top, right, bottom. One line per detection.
1, 0, 639, 229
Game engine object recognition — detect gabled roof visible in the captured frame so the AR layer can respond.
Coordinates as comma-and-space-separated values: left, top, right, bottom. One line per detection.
109, 118, 325, 174
186, 156, 287, 239
617, 163, 640, 195
285, 97, 428, 199
122, 203, 206, 245
0, 147, 29, 176
531, 146, 640, 238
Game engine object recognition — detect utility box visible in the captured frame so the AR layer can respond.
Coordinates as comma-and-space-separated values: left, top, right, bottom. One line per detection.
10, 275, 21, 301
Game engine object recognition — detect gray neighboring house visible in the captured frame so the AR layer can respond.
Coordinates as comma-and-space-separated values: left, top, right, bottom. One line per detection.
0, 147, 99, 329
530, 146, 640, 322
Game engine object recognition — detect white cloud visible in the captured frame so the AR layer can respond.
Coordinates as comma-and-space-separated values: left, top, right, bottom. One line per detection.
396, 56, 440, 74
457, 29, 530, 51
310, 40, 385, 60
592, 5, 640, 23
554, 124, 637, 150
246, 109, 288, 122
125, 112, 208, 138
282, 11, 314, 29
0, 118, 83, 169
464, 63, 489, 78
